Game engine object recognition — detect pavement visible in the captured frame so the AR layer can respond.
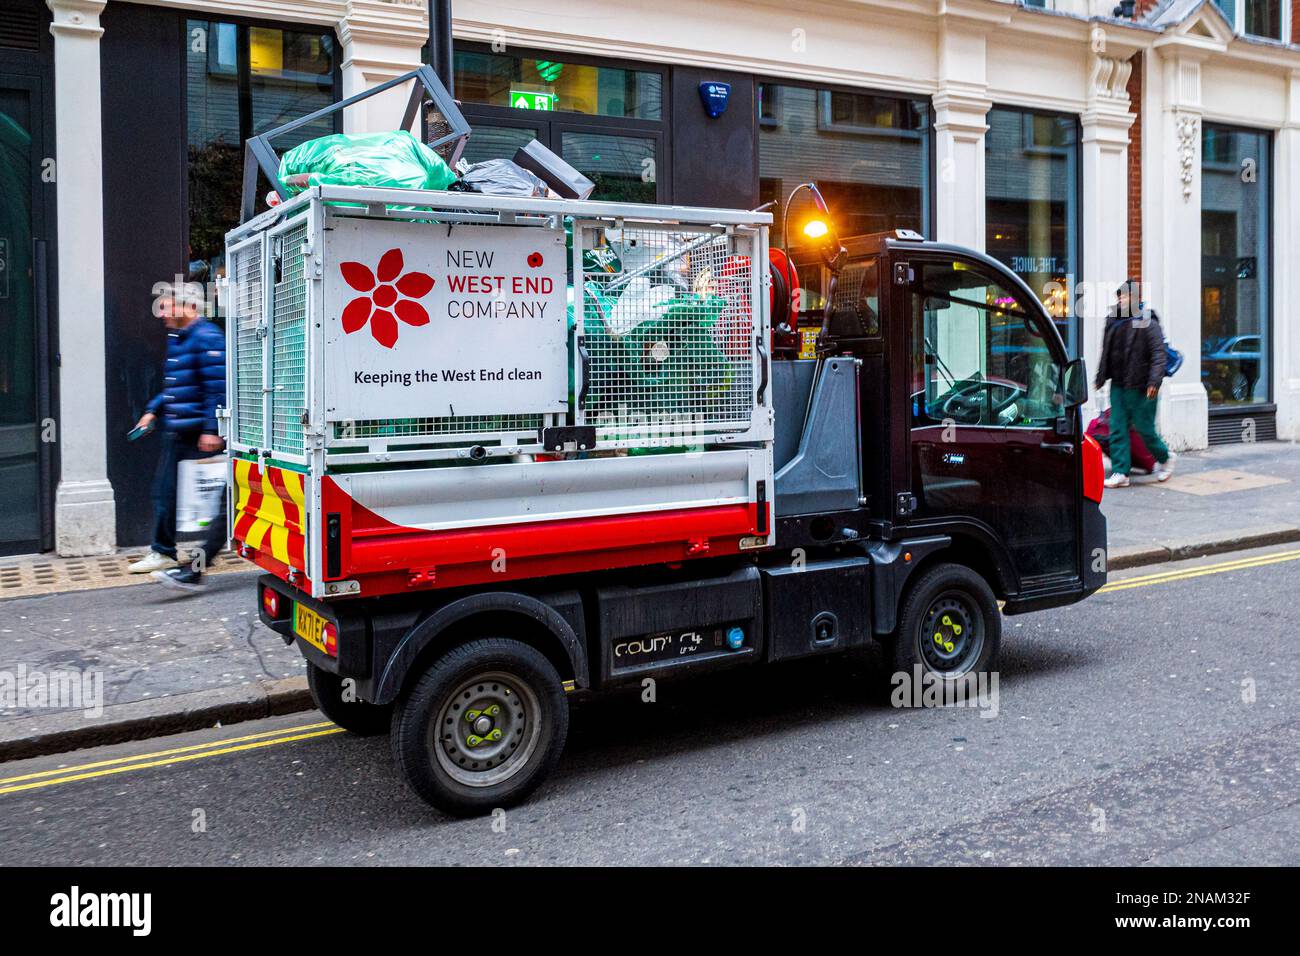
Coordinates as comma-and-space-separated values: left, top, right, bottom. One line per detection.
1, 542, 1296, 865
1100, 439, 1300, 566
0, 439, 1295, 760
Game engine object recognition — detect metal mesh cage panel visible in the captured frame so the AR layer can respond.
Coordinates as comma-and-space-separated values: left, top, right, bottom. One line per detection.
271, 219, 309, 456
332, 414, 544, 442
579, 224, 755, 439
231, 240, 264, 447
828, 258, 881, 337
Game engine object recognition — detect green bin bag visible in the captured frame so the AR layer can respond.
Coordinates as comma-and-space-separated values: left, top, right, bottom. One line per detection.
278, 130, 457, 194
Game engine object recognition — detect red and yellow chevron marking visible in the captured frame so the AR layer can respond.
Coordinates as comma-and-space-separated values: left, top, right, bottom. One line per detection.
232, 459, 307, 569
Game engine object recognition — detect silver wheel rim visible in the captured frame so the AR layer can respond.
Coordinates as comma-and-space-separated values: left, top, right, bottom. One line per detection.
433, 670, 542, 787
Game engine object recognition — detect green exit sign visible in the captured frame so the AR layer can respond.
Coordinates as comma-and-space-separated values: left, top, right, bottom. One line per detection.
510, 90, 557, 111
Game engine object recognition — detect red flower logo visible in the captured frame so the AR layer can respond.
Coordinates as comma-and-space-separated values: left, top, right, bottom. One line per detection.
527, 252, 544, 268
340, 248, 435, 348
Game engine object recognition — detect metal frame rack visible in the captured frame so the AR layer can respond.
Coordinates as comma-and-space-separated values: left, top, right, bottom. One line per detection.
223, 186, 773, 472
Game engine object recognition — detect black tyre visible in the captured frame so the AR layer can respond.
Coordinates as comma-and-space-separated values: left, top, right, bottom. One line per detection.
888, 562, 1001, 685
391, 638, 568, 817
306, 662, 392, 736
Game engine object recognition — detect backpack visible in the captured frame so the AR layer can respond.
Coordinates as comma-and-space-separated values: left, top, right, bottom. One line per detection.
1140, 307, 1182, 378
1164, 341, 1183, 378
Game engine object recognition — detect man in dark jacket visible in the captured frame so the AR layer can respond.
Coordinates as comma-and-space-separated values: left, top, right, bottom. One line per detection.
1094, 279, 1176, 488
128, 289, 227, 590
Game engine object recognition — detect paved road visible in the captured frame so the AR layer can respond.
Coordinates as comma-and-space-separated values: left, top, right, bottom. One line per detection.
1, 545, 1297, 866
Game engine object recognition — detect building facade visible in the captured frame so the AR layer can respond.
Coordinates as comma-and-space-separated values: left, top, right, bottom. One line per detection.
0, 0, 1296, 557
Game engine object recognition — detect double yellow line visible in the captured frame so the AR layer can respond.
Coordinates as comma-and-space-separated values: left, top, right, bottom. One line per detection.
0, 721, 344, 797
1099, 547, 1300, 593
3, 548, 1296, 799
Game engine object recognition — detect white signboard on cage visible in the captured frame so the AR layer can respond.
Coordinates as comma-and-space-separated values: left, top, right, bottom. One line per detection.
323, 219, 569, 421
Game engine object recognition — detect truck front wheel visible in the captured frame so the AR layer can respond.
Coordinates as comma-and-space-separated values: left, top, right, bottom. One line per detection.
306, 662, 392, 736
889, 562, 1001, 684
391, 638, 569, 817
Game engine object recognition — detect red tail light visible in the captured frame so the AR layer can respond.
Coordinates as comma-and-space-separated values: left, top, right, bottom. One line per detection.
262, 587, 280, 618
1082, 434, 1104, 503
324, 621, 338, 657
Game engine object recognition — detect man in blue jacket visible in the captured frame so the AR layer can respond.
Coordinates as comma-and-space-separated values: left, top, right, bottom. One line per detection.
127, 288, 227, 591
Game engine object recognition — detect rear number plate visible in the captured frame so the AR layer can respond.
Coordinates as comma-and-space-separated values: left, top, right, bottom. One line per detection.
293, 602, 334, 657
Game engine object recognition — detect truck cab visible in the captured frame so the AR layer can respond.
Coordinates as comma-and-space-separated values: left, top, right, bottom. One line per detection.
782, 230, 1106, 618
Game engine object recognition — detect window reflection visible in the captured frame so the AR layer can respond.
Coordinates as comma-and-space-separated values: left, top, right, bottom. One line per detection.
758, 83, 930, 250
985, 107, 1078, 352
453, 51, 663, 121
1201, 125, 1269, 407
186, 20, 336, 287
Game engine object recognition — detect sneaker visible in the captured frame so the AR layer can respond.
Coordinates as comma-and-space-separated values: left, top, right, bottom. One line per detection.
1155, 452, 1177, 482
150, 567, 205, 593
1104, 473, 1130, 488
128, 551, 177, 574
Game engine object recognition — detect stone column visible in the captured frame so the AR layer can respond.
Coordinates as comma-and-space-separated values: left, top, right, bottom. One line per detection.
338, 0, 430, 135
932, 88, 991, 250
1079, 52, 1136, 421
1146, 50, 1209, 450
1274, 70, 1300, 442
932, 18, 993, 249
48, 0, 115, 555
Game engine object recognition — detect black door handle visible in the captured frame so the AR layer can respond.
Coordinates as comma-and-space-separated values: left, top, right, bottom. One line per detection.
576, 335, 591, 409
1040, 441, 1074, 455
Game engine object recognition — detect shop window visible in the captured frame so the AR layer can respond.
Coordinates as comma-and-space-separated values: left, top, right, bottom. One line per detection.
984, 107, 1079, 354
560, 131, 656, 204
452, 45, 666, 204
819, 91, 925, 135
1201, 125, 1270, 408
758, 82, 930, 249
453, 50, 662, 120
758, 85, 781, 127
186, 19, 337, 285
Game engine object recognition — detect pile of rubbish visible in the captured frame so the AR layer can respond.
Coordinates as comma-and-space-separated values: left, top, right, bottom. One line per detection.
278, 130, 595, 203
276, 129, 745, 420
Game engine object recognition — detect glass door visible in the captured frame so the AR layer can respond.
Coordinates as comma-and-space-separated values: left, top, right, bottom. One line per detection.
0, 78, 43, 553
906, 255, 1078, 584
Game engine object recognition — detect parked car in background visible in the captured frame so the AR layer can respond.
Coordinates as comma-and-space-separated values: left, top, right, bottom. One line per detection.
1202, 334, 1261, 403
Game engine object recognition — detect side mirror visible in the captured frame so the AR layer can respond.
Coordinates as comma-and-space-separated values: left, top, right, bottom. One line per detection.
1061, 357, 1088, 407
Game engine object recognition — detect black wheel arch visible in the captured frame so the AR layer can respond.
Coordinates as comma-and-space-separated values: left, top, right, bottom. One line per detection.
374, 590, 589, 706
869, 522, 1017, 636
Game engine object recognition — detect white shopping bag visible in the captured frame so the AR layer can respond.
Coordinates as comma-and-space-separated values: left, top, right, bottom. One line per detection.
177, 456, 227, 533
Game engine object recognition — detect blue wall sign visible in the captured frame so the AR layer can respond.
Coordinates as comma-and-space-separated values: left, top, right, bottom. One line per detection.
698, 82, 731, 119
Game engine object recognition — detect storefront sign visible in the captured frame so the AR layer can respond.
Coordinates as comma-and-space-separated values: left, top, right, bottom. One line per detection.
510, 89, 556, 111
323, 219, 569, 421
1011, 256, 1059, 275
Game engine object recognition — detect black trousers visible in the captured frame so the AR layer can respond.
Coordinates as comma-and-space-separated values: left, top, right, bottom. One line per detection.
150, 431, 227, 572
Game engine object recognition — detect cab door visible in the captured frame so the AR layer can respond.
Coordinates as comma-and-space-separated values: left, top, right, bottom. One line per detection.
902, 254, 1079, 588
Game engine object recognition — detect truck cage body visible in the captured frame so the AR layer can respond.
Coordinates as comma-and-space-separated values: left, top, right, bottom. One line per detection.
222, 186, 774, 600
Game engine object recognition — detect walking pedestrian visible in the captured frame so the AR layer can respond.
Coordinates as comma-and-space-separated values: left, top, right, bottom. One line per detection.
126, 286, 227, 590
1094, 279, 1176, 488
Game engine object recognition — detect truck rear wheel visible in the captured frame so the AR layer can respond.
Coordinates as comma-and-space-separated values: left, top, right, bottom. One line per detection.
391, 638, 568, 817
306, 662, 392, 736
889, 562, 1000, 684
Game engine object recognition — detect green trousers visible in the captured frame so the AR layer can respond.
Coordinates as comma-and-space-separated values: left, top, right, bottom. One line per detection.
1109, 386, 1170, 476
